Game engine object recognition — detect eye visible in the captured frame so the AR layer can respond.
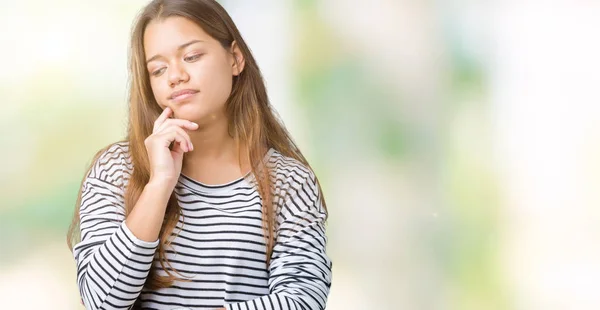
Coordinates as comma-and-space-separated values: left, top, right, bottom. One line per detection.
151, 67, 166, 77
184, 54, 203, 62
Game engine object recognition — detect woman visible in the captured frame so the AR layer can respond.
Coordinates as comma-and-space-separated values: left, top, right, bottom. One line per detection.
66, 0, 332, 309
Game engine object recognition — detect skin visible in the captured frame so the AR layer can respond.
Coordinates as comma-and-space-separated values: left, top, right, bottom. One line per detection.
131, 17, 248, 309
144, 16, 248, 187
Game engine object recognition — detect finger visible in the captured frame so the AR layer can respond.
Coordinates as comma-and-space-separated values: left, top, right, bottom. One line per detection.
156, 118, 198, 133
163, 125, 194, 151
174, 126, 193, 152
170, 136, 185, 154
170, 132, 190, 152
153, 107, 172, 132
159, 130, 190, 152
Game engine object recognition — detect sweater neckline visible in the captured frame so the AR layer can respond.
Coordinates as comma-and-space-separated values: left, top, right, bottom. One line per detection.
177, 148, 275, 193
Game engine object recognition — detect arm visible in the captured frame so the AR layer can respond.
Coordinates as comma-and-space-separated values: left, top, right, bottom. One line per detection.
73, 146, 172, 310
223, 172, 332, 310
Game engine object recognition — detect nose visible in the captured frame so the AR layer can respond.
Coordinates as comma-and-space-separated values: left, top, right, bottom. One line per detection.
168, 62, 189, 87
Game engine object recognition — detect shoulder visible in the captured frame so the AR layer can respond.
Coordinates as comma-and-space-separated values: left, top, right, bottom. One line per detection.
267, 148, 318, 196
267, 149, 326, 220
87, 141, 133, 188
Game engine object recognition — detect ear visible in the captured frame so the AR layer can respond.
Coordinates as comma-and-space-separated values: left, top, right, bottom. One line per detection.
230, 41, 245, 76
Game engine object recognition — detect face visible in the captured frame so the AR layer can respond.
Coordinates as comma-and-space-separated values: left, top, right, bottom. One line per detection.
143, 16, 244, 124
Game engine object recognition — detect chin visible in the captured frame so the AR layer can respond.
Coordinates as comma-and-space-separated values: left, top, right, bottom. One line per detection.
172, 102, 203, 120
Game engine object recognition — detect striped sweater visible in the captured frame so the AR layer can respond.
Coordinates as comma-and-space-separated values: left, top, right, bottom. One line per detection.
72, 142, 332, 310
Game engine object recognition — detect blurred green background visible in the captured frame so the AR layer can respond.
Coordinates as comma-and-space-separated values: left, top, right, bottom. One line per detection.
1, 1, 600, 309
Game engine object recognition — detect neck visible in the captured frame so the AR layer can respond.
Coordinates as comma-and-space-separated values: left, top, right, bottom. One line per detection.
184, 121, 238, 164
181, 119, 250, 183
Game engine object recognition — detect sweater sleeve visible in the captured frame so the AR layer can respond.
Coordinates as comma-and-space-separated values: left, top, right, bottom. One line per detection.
72, 144, 159, 310
224, 171, 333, 310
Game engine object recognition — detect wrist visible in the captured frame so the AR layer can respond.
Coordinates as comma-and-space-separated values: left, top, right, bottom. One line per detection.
148, 174, 177, 187
145, 177, 176, 199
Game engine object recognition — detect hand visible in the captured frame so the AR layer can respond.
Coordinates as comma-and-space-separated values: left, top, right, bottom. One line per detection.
144, 107, 198, 187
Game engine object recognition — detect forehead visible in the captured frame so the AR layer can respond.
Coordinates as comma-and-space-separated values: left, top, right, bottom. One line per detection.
143, 16, 213, 56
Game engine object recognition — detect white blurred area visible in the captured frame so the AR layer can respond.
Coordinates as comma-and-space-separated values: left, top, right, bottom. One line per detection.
1, 0, 600, 309
492, 2, 600, 309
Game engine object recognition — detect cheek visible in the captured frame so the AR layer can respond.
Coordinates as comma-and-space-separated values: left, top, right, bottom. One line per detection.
150, 79, 167, 107
196, 61, 233, 106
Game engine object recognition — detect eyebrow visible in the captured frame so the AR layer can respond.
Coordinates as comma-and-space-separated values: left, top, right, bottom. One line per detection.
146, 39, 205, 64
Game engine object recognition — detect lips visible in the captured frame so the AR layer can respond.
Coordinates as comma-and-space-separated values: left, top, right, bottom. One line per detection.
169, 89, 199, 100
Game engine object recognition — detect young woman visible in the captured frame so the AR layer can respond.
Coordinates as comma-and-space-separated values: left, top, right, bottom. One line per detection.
66, 0, 332, 309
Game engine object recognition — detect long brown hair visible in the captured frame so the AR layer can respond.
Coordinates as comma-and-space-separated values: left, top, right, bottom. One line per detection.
67, 0, 327, 290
